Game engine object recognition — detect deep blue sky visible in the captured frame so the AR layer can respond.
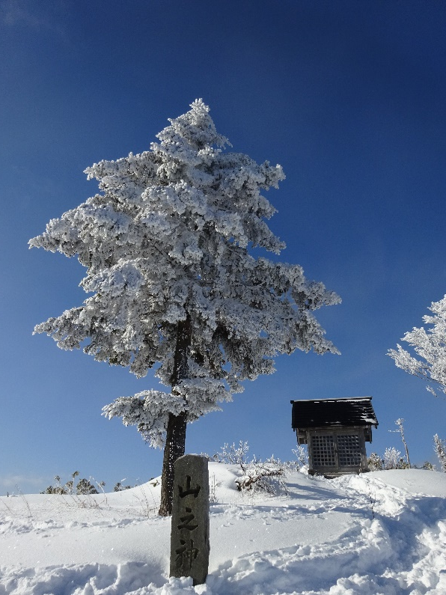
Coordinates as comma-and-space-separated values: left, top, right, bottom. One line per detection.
1, 0, 446, 493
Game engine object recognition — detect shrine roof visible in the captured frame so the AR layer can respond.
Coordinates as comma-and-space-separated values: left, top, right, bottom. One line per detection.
291, 397, 378, 430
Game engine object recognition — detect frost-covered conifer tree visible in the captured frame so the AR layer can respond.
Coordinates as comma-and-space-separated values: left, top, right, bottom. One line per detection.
29, 100, 340, 515
388, 296, 446, 397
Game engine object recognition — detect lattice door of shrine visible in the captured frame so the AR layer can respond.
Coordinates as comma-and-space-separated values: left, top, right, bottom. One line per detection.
311, 435, 336, 468
337, 434, 361, 467
311, 433, 362, 470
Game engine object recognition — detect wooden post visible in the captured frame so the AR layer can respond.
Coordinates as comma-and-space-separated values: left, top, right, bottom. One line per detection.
170, 455, 210, 586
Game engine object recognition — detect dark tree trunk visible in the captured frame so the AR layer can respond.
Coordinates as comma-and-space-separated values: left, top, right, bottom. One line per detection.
158, 411, 187, 516
158, 316, 192, 516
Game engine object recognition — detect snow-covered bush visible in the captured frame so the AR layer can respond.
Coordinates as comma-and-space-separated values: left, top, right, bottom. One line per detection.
383, 447, 409, 470
369, 449, 411, 472
214, 441, 250, 465
368, 453, 383, 471
76, 478, 101, 495
291, 445, 309, 470
434, 434, 446, 472
369, 420, 412, 472
113, 483, 131, 492
383, 448, 400, 470
235, 456, 287, 495
212, 442, 286, 495
41, 472, 103, 495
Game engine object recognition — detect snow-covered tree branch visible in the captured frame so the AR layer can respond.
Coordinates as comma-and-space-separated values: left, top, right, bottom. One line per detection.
30, 99, 340, 514
434, 434, 446, 472
388, 295, 446, 397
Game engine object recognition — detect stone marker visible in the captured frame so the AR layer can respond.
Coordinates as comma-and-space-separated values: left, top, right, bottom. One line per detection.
170, 454, 210, 586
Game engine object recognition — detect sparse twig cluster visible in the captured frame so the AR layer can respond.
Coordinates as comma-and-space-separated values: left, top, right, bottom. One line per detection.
389, 419, 411, 468
212, 441, 289, 495
234, 457, 287, 494
41, 471, 104, 495
368, 448, 410, 471
290, 445, 309, 471
368, 418, 445, 472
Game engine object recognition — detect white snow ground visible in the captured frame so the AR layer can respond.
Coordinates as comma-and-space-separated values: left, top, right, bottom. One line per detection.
1, 464, 446, 594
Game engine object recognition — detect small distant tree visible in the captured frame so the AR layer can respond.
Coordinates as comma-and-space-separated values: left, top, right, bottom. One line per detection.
383, 447, 402, 470
30, 100, 340, 515
434, 434, 446, 472
215, 441, 250, 466
367, 452, 383, 471
388, 296, 446, 397
113, 481, 132, 492
389, 418, 411, 468
292, 445, 309, 470
41, 472, 100, 495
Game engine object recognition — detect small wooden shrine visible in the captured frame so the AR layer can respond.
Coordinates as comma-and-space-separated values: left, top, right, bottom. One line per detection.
291, 397, 378, 477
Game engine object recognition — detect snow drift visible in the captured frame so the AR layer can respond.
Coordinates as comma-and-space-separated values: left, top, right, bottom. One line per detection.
1, 464, 445, 594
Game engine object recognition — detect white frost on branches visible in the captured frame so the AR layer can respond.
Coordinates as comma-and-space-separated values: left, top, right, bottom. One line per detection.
215, 441, 250, 465
388, 295, 446, 397
383, 447, 402, 470
434, 434, 446, 473
30, 99, 340, 448
102, 390, 187, 449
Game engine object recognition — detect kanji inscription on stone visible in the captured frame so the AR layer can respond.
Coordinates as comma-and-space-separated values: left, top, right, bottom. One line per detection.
170, 454, 209, 586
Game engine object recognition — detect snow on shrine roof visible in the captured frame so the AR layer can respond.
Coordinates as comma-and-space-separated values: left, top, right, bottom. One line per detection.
290, 397, 378, 430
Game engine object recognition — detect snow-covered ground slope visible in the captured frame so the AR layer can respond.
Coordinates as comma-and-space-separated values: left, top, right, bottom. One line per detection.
1, 464, 445, 594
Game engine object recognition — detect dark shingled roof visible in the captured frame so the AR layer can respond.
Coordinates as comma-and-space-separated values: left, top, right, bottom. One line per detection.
291, 397, 378, 430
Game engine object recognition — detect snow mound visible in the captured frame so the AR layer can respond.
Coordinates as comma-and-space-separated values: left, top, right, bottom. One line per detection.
1, 464, 446, 594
